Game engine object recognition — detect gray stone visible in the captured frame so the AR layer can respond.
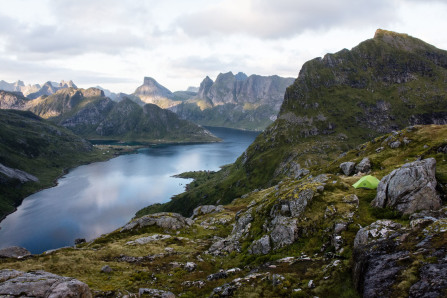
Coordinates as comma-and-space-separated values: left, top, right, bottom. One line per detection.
248, 235, 271, 255
207, 270, 228, 281
126, 234, 172, 245
389, 140, 401, 148
270, 216, 298, 249
120, 212, 192, 232
101, 265, 113, 273
340, 161, 356, 176
0, 246, 31, 258
0, 269, 92, 297
354, 220, 403, 248
139, 288, 176, 297
371, 158, 441, 214
191, 205, 224, 219
74, 238, 86, 245
409, 263, 447, 298
184, 262, 197, 272
355, 157, 371, 173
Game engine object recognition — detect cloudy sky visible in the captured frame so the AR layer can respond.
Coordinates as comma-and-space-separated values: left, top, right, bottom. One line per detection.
0, 0, 446, 93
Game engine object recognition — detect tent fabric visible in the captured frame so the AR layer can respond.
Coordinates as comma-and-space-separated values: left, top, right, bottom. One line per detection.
352, 175, 380, 189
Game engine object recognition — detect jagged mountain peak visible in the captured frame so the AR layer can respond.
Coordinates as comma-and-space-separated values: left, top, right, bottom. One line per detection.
373, 28, 439, 53
235, 72, 248, 81
135, 77, 173, 97
59, 80, 77, 89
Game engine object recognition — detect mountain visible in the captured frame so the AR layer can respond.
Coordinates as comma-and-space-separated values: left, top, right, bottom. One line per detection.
169, 72, 295, 130
95, 85, 119, 101
0, 109, 113, 221
27, 80, 77, 99
28, 88, 219, 143
132, 77, 181, 108
0, 80, 41, 96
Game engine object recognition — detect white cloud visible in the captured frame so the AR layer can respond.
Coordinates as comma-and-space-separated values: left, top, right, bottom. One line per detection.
0, 0, 446, 93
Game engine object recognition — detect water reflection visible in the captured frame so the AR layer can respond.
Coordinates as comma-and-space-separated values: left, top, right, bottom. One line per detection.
0, 127, 258, 254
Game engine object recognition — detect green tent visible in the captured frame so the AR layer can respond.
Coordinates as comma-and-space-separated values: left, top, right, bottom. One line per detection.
352, 175, 380, 189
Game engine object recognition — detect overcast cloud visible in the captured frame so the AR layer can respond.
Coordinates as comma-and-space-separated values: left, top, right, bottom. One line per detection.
0, 0, 446, 93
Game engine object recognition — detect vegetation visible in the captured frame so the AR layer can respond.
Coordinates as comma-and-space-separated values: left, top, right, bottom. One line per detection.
0, 109, 121, 220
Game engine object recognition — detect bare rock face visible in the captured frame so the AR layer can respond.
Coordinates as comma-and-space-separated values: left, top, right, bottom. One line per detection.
0, 163, 39, 183
340, 161, 356, 176
0, 246, 31, 258
120, 212, 193, 232
248, 235, 271, 255
0, 269, 92, 297
371, 158, 441, 214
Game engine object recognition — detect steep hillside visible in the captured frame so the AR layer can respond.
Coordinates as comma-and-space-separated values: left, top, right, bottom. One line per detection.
28, 88, 219, 144
170, 72, 294, 130
0, 109, 115, 221
138, 29, 447, 216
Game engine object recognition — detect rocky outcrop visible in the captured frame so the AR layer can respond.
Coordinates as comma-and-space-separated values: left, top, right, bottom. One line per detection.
0, 246, 31, 258
248, 235, 271, 255
371, 158, 441, 214
191, 205, 224, 219
0, 163, 38, 183
0, 90, 29, 110
121, 212, 193, 232
0, 269, 92, 297
138, 288, 175, 297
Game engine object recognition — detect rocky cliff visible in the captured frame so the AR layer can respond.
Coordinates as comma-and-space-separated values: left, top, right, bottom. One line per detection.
0, 90, 30, 110
170, 72, 294, 130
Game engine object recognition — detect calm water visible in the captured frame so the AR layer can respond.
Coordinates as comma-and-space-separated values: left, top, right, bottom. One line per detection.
0, 127, 258, 254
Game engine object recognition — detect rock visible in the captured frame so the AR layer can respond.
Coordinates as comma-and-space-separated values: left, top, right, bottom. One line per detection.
74, 238, 86, 245
389, 140, 401, 148
126, 234, 172, 245
184, 262, 197, 272
409, 263, 447, 297
355, 157, 371, 173
207, 237, 241, 256
269, 216, 298, 249
371, 158, 441, 214
101, 265, 113, 273
340, 161, 356, 176
354, 220, 403, 248
376, 146, 385, 153
0, 246, 31, 258
120, 212, 192, 232
0, 269, 92, 297
272, 274, 285, 286
191, 205, 224, 219
207, 270, 228, 281
248, 235, 271, 255
0, 163, 38, 183
308, 279, 315, 288
138, 288, 175, 297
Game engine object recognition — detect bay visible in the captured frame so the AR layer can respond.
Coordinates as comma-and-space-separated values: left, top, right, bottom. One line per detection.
0, 127, 258, 254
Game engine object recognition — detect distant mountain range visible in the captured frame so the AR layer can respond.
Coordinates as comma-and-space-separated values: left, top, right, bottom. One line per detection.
0, 72, 294, 131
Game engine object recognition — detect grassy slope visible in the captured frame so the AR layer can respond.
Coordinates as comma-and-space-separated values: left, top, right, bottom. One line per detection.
0, 109, 118, 220
1, 125, 445, 297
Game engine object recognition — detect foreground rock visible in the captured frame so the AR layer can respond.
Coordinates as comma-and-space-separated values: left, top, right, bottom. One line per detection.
121, 212, 193, 232
0, 269, 92, 297
0, 246, 31, 258
191, 205, 224, 219
340, 161, 356, 176
372, 158, 441, 214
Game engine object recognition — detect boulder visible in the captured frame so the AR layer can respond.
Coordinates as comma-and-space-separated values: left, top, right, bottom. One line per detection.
0, 269, 92, 297
184, 262, 197, 272
120, 212, 193, 232
0, 246, 31, 258
191, 205, 224, 219
101, 265, 113, 273
371, 158, 441, 214
269, 216, 298, 249
340, 161, 356, 176
126, 234, 172, 245
355, 157, 371, 173
248, 235, 271, 255
139, 288, 175, 297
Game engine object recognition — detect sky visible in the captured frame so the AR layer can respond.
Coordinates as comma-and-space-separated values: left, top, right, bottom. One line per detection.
0, 0, 446, 94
